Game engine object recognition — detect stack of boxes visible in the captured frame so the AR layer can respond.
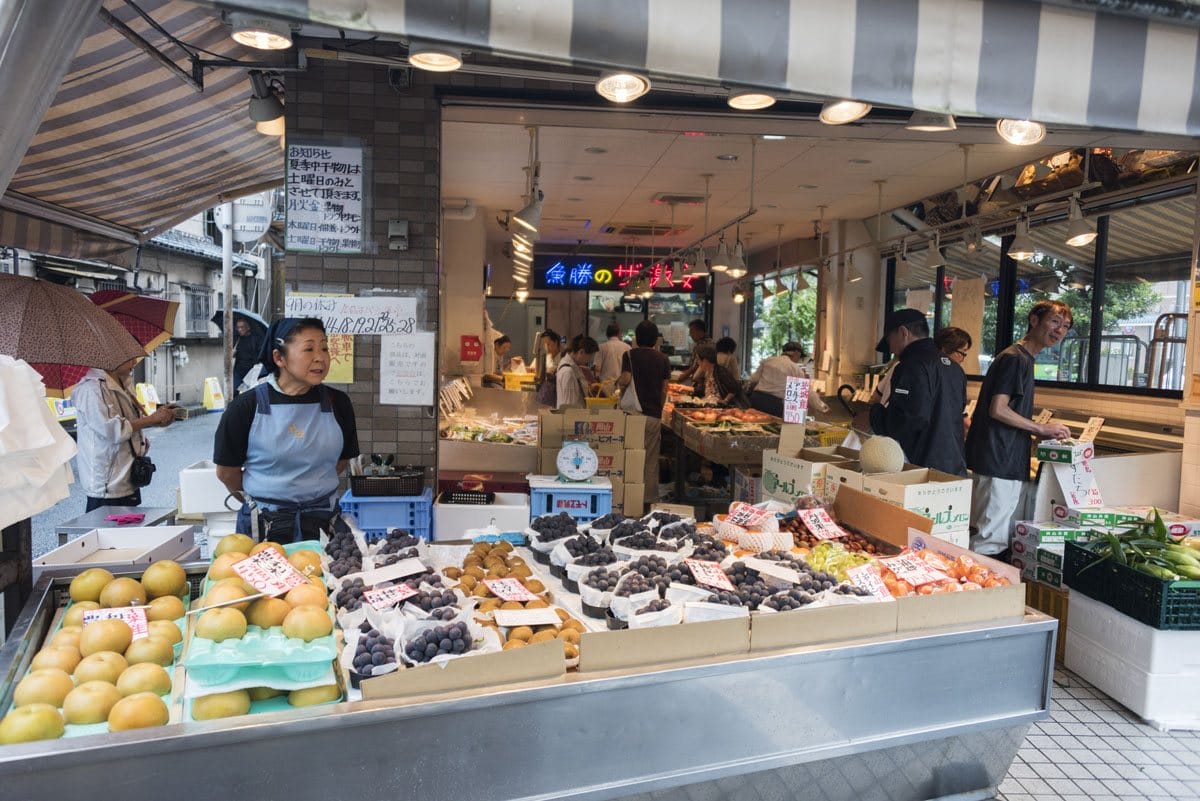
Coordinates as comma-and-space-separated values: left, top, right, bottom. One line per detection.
537, 409, 649, 516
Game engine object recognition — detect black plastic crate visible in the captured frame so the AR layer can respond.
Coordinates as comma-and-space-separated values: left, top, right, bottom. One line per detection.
1063, 540, 1200, 630
436, 490, 496, 505
349, 466, 424, 497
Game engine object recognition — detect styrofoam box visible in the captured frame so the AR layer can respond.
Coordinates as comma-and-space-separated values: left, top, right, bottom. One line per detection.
434, 493, 530, 541
1067, 590, 1200, 675
180, 460, 238, 514
34, 526, 197, 570
203, 511, 240, 560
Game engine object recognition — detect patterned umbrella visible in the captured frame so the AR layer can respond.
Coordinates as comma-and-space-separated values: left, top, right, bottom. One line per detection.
0, 275, 145, 398
90, 289, 180, 352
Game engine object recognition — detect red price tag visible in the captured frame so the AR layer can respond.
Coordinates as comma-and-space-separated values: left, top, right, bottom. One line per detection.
846, 565, 893, 601
879, 554, 950, 587
363, 584, 418, 611
232, 548, 310, 596
797, 508, 847, 540
783, 376, 810, 424
684, 559, 736, 592
483, 578, 540, 602
82, 607, 150, 640
726, 503, 773, 529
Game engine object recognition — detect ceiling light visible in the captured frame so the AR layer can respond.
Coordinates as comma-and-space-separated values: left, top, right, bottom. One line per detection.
512, 239, 530, 255
230, 13, 292, 50
256, 116, 284, 136
997, 118, 1046, 146
727, 242, 747, 278
794, 272, 810, 290
596, 71, 651, 103
1032, 274, 1059, 293
653, 268, 672, 289
762, 135, 787, 141
407, 39, 462, 72
1065, 196, 1097, 247
512, 190, 543, 235
711, 237, 731, 272
1009, 217, 1036, 260
732, 284, 746, 304
925, 246, 945, 270
847, 264, 864, 283
728, 90, 776, 111
819, 99, 872, 125
513, 229, 536, 247
688, 246, 710, 277
573, 176, 593, 182
905, 110, 957, 132
247, 71, 284, 122
774, 275, 788, 295
716, 153, 739, 162
516, 288, 529, 303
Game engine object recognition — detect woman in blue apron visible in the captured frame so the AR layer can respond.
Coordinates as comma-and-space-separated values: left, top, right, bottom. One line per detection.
213, 317, 360, 543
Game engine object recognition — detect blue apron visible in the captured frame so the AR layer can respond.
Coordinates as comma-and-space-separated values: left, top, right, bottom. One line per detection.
236, 382, 343, 543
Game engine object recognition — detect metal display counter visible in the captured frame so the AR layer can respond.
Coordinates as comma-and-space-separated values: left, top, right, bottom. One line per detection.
0, 567, 1055, 801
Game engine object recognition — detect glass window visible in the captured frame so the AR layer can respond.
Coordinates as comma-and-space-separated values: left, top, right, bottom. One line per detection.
941, 240, 1002, 375
748, 270, 817, 373
893, 251, 936, 323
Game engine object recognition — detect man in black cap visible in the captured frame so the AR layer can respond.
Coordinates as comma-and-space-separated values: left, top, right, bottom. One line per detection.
748, 341, 829, 418
868, 308, 967, 476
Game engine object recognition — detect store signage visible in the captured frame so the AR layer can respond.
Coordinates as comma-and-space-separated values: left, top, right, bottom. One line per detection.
846, 565, 893, 600
879, 554, 949, 587
460, 335, 483, 362
743, 557, 801, 585
796, 508, 847, 540
532, 257, 707, 293
285, 295, 417, 336
1079, 416, 1105, 442
233, 549, 310, 596
286, 143, 366, 253
364, 584, 418, 611
357, 558, 429, 587
82, 608, 150, 640
783, 376, 810, 424
684, 559, 735, 591
726, 502, 773, 528
483, 578, 540, 602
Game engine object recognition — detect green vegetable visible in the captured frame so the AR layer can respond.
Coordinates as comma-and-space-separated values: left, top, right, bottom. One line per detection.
1136, 563, 1179, 581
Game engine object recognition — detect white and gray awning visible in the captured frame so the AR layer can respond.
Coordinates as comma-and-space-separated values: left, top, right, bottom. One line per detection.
220, 0, 1200, 136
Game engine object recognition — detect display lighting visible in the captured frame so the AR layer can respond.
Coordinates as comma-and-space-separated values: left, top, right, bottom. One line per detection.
1065, 196, 1097, 247
847, 255, 864, 283
247, 71, 284, 131
728, 90, 776, 111
904, 110, 956, 132
256, 116, 284, 136
774, 275, 788, 295
710, 237, 731, 272
794, 271, 810, 290
512, 238, 531, 255
516, 288, 529, 302
595, 71, 651, 103
653, 266, 673, 289
1009, 217, 1036, 260
230, 13, 292, 50
732, 284, 746, 304
688, 245, 710, 277
925, 234, 945, 269
996, 118, 1046, 146
819, 99, 871, 125
407, 39, 463, 72
512, 190, 543, 236
727, 242, 747, 279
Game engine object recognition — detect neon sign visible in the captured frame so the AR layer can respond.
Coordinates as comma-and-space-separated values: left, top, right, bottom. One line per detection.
532, 256, 707, 293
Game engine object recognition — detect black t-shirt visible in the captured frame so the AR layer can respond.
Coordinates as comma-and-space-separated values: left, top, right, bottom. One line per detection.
966, 344, 1035, 480
622, 347, 671, 419
214, 384, 360, 467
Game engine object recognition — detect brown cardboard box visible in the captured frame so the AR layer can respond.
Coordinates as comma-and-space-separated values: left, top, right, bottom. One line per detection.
607, 477, 645, 515
700, 429, 778, 465
439, 439, 539, 473
578, 617, 750, 672
564, 408, 627, 447
538, 409, 566, 448
861, 468, 972, 536
361, 639, 565, 700
623, 449, 647, 483
622, 413, 648, 450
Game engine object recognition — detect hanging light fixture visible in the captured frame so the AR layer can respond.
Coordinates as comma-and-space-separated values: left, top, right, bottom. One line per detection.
407, 39, 463, 72
732, 283, 746, 304
229, 13, 292, 50
925, 233, 945, 269
711, 236, 731, 272
965, 225, 982, 253
728, 90, 776, 110
847, 254, 864, 283
512, 191, 543, 236
516, 288, 529, 303
728, 240, 747, 279
905, 110, 956, 132
1009, 216, 1036, 260
256, 116, 285, 136
996, 119, 1046, 146
774, 274, 788, 295
247, 71, 284, 128
1065, 196, 1097, 247
819, 99, 871, 125
761, 276, 776, 300
512, 127, 543, 236
794, 271, 810, 290
512, 238, 531, 255
688, 245, 710, 277
596, 71, 651, 103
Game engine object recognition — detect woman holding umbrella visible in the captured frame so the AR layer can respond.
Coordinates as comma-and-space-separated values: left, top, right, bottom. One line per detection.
213, 317, 360, 543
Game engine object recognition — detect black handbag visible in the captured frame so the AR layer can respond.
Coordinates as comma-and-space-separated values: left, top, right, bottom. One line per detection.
128, 439, 156, 488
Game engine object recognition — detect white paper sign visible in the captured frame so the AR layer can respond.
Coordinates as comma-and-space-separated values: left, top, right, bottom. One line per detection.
743, 557, 801, 585
484, 578, 540, 602
356, 558, 428, 588
82, 608, 150, 640
286, 143, 365, 253
380, 332, 436, 406
494, 608, 562, 627
846, 565, 893, 601
1053, 461, 1104, 509
797, 508, 848, 540
684, 559, 736, 591
726, 502, 773, 529
363, 584, 418, 611
233, 549, 310, 596
879, 554, 949, 587
1079, 416, 1105, 442
285, 295, 418, 336
783, 376, 810, 424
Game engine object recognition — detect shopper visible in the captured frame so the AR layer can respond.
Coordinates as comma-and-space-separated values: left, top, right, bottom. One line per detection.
534, 328, 562, 407
74, 357, 177, 512
232, 317, 264, 395
868, 309, 967, 476
617, 320, 670, 499
692, 344, 749, 407
967, 300, 1072, 558
678, 319, 712, 382
482, 335, 512, 388
568, 333, 598, 386
595, 322, 631, 385
215, 317, 360, 543
555, 336, 599, 409
934, 327, 972, 365
748, 342, 830, 418
715, 336, 741, 378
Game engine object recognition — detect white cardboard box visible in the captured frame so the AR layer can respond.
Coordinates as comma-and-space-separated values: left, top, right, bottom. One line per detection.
1067, 590, 1200, 675
760, 449, 846, 503
34, 526, 197, 570
862, 468, 972, 536
433, 492, 530, 541
179, 460, 238, 515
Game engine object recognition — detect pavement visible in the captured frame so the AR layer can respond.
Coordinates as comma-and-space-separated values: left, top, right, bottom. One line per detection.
31, 410, 223, 557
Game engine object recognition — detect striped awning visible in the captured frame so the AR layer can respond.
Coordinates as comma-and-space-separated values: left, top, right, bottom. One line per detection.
0, 0, 282, 265
220, 0, 1200, 136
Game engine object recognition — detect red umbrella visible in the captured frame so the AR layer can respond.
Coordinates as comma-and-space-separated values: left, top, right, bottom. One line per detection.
0, 275, 145, 398
90, 290, 180, 352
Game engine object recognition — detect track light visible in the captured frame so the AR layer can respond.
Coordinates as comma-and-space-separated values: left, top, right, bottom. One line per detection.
997, 119, 1046, 146
794, 271, 810, 290
732, 284, 746, 304
230, 13, 292, 50
727, 242, 747, 278
653, 266, 672, 289
847, 260, 864, 283
711, 237, 731, 272
596, 71, 651, 103
512, 190, 543, 236
728, 90, 776, 111
516, 288, 529, 302
688, 246, 710, 277
965, 225, 982, 253
905, 110, 956, 132
247, 71, 284, 123
407, 39, 463, 72
1009, 217, 1036, 260
1065, 196, 1097, 247
774, 275, 788, 295
819, 99, 872, 125
512, 238, 530, 255
925, 234, 945, 269
256, 116, 284, 136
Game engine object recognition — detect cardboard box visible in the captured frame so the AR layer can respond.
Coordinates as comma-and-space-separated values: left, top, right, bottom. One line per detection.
578, 617, 750, 672
699, 429, 777, 465
610, 478, 646, 516
1037, 543, 1065, 571
651, 502, 697, 518
564, 408, 628, 448
1107, 506, 1200, 537
362, 639, 565, 700
179, 460, 236, 514
760, 449, 844, 503
824, 461, 865, 501
733, 466, 762, 504
1013, 520, 1094, 546
897, 529, 1026, 631
861, 468, 972, 536
437, 471, 530, 494
623, 450, 647, 483
539, 447, 633, 479
439, 439, 539, 473
34, 526, 197, 572
1036, 440, 1095, 465
750, 601, 897, 652
1035, 563, 1064, 589
622, 414, 649, 450
538, 409, 566, 448
1066, 506, 1145, 528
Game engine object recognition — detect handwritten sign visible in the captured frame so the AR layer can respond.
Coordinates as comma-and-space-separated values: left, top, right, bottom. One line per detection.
232, 549, 310, 596
684, 559, 736, 591
743, 557, 801, 585
483, 578, 540, 602
363, 584, 418, 611
846, 565, 893, 601
783, 376, 810, 424
726, 502, 773, 529
286, 143, 366, 253
285, 295, 418, 336
82, 607, 150, 640
879, 554, 949, 587
1079, 416, 1105, 442
1033, 409, 1054, 425
1053, 461, 1104, 509
797, 508, 847, 540
494, 608, 562, 627
356, 558, 428, 588
380, 332, 436, 406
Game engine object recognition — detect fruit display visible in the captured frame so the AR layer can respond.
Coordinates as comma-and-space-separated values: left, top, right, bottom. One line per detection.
531, 512, 579, 544
636, 599, 672, 614
404, 622, 473, 662
324, 528, 364, 578
761, 589, 818, 612
801, 541, 876, 581
337, 578, 367, 611
610, 520, 650, 541
586, 513, 626, 530
573, 547, 617, 567
614, 573, 658, 597
622, 555, 672, 590
562, 534, 602, 558
1086, 513, 1200, 581
583, 568, 622, 593
409, 590, 458, 612
439, 412, 538, 446
352, 623, 396, 678
497, 609, 584, 660
689, 536, 728, 562
619, 530, 678, 551
643, 511, 684, 528
876, 550, 1013, 597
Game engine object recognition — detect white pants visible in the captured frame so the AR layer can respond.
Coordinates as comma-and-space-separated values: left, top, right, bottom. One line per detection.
970, 475, 1026, 555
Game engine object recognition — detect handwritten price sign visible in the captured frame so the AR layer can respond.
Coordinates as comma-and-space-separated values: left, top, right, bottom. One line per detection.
879, 554, 949, 587
1053, 461, 1104, 509
684, 559, 736, 591
726, 502, 773, 529
233, 548, 310, 596
797, 508, 847, 540
82, 607, 150, 640
783, 376, 811, 424
483, 578, 540, 602
846, 565, 893, 601
363, 584, 418, 611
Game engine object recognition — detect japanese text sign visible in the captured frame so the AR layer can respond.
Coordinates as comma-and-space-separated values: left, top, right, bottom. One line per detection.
684, 559, 736, 591
233, 549, 310, 596
783, 376, 810, 424
797, 508, 848, 540
364, 584, 418, 611
83, 607, 150, 640
879, 554, 950, 587
483, 578, 540, 602
846, 565, 893, 601
286, 143, 366, 253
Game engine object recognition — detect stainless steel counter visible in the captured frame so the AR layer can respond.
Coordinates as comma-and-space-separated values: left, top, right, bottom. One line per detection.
0, 570, 1055, 801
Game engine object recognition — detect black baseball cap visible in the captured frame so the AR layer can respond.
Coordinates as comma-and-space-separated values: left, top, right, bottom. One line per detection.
876, 308, 927, 352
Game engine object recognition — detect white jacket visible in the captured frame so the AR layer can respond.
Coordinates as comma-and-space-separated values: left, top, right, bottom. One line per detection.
73, 369, 148, 498
0, 357, 76, 527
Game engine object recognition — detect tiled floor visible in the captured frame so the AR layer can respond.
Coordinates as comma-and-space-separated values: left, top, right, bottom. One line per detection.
996, 667, 1200, 801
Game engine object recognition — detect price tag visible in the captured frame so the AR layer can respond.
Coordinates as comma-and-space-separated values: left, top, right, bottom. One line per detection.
494, 608, 562, 627
879, 554, 950, 587
232, 548, 310, 596
726, 502, 774, 529
483, 578, 540, 602
82, 607, 150, 640
796, 508, 847, 540
1053, 461, 1104, 509
783, 376, 810, 424
1033, 409, 1054, 425
1078, 416, 1105, 442
357, 558, 428, 588
363, 584, 418, 611
846, 565, 893, 601
743, 557, 801, 585
684, 559, 736, 591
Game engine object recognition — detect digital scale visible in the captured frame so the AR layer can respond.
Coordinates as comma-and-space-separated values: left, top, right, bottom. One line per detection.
527, 440, 614, 523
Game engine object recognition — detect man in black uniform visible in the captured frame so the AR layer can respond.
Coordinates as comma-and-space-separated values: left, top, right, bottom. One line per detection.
868, 308, 966, 476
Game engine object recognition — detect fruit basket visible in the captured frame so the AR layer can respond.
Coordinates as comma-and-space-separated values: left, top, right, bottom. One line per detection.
1063, 540, 1200, 630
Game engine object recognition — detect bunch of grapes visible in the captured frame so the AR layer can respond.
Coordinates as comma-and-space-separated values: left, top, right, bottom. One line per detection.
352, 623, 395, 678
410, 589, 457, 612
635, 599, 672, 614
762, 588, 817, 611
405, 622, 471, 663
532, 512, 578, 543
621, 531, 676, 551
583, 568, 621, 592
563, 534, 602, 558
336, 578, 366, 611
574, 547, 617, 567
610, 520, 649, 542
587, 513, 626, 529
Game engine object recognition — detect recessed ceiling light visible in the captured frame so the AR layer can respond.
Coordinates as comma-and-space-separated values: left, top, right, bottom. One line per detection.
996, 118, 1047, 146
407, 39, 463, 72
728, 90, 776, 111
761, 135, 787, 140
819, 99, 872, 125
573, 176, 593, 181
716, 154, 739, 161
595, 71, 651, 103
849, 158, 871, 164
762, 203, 778, 209
584, 146, 608, 154
229, 13, 292, 50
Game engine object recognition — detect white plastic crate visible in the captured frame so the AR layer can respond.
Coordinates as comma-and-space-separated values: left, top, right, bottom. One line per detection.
433, 493, 530, 541
203, 511, 240, 559
1067, 590, 1200, 675
180, 460, 238, 514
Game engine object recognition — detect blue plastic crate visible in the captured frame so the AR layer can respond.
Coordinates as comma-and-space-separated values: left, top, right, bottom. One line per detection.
529, 484, 612, 524
340, 488, 432, 537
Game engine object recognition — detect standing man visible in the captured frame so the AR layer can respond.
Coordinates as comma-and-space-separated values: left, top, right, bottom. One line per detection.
967, 300, 1072, 558
595, 322, 631, 385
868, 309, 966, 476
678, 319, 712, 382
232, 317, 264, 395
748, 342, 830, 418
617, 321, 671, 504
